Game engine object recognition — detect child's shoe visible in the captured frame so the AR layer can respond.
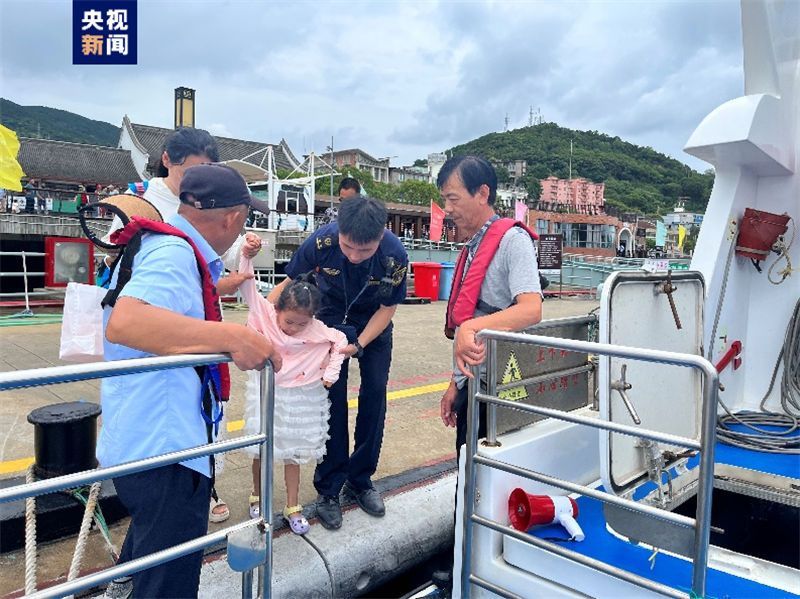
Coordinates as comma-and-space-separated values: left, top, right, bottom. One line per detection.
283, 505, 310, 535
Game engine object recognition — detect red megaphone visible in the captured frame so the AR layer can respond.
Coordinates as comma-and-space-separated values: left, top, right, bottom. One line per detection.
508, 488, 585, 541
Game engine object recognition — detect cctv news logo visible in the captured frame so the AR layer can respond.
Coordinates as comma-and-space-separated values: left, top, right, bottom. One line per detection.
72, 0, 137, 65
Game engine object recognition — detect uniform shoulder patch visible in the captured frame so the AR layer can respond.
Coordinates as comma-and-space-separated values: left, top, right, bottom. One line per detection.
316, 236, 334, 250
392, 265, 407, 286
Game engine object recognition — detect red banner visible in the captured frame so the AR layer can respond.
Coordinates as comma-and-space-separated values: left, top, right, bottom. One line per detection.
429, 201, 445, 240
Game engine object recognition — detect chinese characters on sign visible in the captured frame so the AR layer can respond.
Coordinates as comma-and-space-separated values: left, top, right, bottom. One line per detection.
537, 234, 563, 270
73, 1, 137, 65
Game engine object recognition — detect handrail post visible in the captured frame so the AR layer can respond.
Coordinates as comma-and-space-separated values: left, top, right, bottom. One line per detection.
21, 250, 31, 314
241, 570, 253, 599
460, 371, 480, 597
691, 362, 719, 597
485, 339, 499, 446
258, 364, 275, 599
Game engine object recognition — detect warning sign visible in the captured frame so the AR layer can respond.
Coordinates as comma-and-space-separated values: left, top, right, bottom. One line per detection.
498, 351, 528, 401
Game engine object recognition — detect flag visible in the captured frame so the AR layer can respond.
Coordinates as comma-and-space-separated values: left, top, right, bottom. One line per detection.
656, 221, 667, 247
515, 199, 528, 224
677, 225, 686, 249
429, 201, 445, 240
0, 124, 25, 191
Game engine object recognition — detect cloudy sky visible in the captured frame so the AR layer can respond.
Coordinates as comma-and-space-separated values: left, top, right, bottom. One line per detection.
1, 0, 743, 171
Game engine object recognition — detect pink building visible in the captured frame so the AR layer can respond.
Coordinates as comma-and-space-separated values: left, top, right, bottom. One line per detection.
539, 176, 605, 214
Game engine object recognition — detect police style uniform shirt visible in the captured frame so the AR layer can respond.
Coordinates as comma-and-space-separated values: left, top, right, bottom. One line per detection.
98, 214, 224, 477
285, 223, 408, 331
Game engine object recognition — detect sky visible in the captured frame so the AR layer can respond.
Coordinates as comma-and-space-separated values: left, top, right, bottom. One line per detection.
0, 0, 744, 172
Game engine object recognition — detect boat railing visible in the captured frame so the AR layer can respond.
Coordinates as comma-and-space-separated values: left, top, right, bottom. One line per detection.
0, 354, 276, 599
461, 332, 719, 599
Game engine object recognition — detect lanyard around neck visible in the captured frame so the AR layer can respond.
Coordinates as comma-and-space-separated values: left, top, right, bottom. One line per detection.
341, 255, 375, 324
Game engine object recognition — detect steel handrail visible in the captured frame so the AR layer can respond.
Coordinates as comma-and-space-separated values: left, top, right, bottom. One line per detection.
460, 331, 718, 598
0, 354, 276, 599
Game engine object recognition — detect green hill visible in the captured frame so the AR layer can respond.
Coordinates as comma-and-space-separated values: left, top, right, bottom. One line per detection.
447, 122, 713, 215
0, 98, 120, 147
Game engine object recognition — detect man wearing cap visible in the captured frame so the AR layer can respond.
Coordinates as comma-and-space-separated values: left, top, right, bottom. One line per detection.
100, 163, 281, 599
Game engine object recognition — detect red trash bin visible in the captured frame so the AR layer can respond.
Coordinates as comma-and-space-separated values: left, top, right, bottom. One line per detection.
412, 262, 443, 301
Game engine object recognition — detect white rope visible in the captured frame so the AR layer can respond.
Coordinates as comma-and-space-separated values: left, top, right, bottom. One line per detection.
767, 217, 796, 285
24, 465, 37, 595
68, 481, 103, 581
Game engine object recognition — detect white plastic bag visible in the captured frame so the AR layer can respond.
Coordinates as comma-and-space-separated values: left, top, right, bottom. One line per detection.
59, 282, 107, 363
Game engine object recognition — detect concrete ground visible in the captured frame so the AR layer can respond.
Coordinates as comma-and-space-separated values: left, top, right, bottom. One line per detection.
0, 297, 597, 597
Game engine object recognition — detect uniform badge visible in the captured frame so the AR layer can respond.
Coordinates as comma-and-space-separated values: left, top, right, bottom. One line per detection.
392, 266, 407, 286
322, 267, 340, 277
316, 236, 333, 250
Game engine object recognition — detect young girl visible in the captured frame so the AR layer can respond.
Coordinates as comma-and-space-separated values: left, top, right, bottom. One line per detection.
238, 254, 348, 535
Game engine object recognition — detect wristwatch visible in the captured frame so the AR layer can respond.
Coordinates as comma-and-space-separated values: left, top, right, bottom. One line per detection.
353, 340, 365, 358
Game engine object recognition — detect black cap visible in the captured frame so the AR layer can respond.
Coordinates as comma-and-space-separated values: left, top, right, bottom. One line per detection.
180, 163, 255, 210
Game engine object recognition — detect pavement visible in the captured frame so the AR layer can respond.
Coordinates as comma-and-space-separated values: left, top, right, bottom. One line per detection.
0, 297, 597, 597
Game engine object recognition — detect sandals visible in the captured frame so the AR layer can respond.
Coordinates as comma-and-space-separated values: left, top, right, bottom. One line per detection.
249, 497, 309, 535
249, 494, 260, 519
283, 505, 309, 535
209, 496, 230, 523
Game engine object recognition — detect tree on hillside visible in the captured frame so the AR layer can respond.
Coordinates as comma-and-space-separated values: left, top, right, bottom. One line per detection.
518, 174, 541, 200
446, 122, 714, 215
495, 165, 510, 185
396, 180, 440, 206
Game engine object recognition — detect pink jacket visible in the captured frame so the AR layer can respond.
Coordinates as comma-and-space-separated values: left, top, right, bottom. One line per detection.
238, 256, 348, 387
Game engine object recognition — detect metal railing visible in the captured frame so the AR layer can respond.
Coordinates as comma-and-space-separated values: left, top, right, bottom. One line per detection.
460, 331, 719, 598
0, 251, 46, 307
0, 354, 276, 599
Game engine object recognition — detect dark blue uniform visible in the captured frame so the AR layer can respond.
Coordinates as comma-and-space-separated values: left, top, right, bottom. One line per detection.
285, 223, 408, 496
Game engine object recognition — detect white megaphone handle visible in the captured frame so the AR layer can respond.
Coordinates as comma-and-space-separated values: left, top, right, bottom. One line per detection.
557, 514, 585, 542
551, 496, 585, 541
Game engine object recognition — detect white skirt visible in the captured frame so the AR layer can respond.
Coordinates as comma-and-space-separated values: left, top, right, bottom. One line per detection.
243, 371, 331, 464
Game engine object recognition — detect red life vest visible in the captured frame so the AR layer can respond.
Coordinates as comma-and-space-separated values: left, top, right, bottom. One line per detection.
109, 216, 231, 402
444, 218, 538, 338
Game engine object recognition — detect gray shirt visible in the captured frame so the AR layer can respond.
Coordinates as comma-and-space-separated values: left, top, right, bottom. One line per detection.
453, 219, 541, 389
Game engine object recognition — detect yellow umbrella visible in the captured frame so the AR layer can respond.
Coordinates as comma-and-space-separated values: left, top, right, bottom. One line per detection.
0, 124, 26, 191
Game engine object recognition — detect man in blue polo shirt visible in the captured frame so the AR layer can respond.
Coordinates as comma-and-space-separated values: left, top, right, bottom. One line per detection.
100, 163, 279, 598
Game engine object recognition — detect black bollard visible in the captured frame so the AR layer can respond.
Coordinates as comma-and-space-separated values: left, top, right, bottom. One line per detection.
27, 401, 102, 479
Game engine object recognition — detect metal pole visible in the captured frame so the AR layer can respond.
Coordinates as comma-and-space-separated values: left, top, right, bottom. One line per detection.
21, 250, 31, 314
27, 519, 261, 599
691, 362, 719, 596
472, 454, 697, 529
459, 371, 480, 596
471, 515, 687, 599
330, 136, 334, 208
258, 365, 276, 599
485, 339, 499, 446
0, 353, 231, 392
0, 435, 264, 504
477, 393, 700, 450
241, 570, 254, 599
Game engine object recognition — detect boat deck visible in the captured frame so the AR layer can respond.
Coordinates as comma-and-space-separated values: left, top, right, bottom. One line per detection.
524, 436, 799, 597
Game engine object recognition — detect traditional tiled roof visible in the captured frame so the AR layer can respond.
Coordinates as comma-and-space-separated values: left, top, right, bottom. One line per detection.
126, 122, 300, 172
329, 148, 388, 165
17, 138, 141, 185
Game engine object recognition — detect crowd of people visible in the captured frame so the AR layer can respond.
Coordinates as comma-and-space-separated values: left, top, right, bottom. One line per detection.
94, 127, 543, 598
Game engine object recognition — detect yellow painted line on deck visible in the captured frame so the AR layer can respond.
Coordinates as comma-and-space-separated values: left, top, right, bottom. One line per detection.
0, 457, 34, 475
0, 379, 449, 476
